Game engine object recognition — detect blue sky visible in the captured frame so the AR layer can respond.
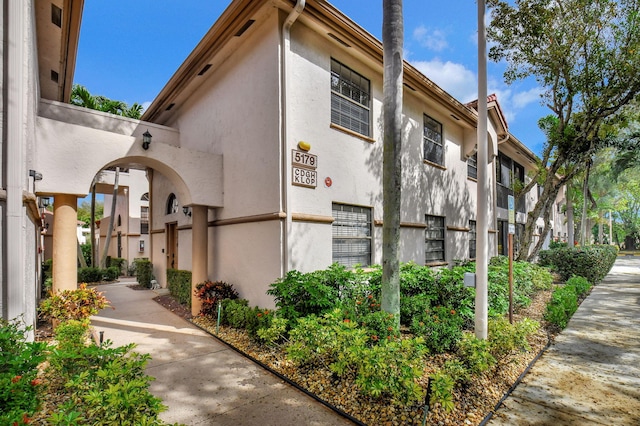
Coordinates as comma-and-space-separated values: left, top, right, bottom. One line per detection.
74, 0, 547, 156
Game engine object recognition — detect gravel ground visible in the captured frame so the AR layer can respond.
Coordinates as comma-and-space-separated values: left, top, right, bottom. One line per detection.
179, 290, 555, 426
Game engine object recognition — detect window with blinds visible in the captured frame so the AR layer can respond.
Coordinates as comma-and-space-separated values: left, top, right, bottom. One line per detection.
140, 206, 149, 234
425, 215, 445, 262
330, 59, 371, 137
469, 220, 476, 259
332, 203, 372, 267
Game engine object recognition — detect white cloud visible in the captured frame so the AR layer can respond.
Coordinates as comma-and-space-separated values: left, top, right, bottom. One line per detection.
512, 87, 543, 109
412, 59, 477, 102
413, 25, 448, 52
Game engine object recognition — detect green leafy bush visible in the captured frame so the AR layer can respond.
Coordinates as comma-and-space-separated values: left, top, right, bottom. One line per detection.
133, 258, 153, 288
456, 332, 496, 374
0, 318, 47, 426
544, 284, 579, 329
256, 317, 288, 346
429, 372, 455, 412
409, 306, 463, 353
77, 267, 103, 283
194, 280, 238, 317
400, 294, 433, 326
538, 245, 618, 284
49, 341, 171, 426
488, 317, 539, 361
39, 284, 110, 322
220, 299, 250, 328
567, 275, 592, 298
267, 268, 340, 321
399, 262, 436, 296
286, 309, 427, 405
167, 269, 192, 307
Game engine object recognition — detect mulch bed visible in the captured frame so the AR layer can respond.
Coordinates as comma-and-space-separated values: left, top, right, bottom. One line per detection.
151, 290, 555, 425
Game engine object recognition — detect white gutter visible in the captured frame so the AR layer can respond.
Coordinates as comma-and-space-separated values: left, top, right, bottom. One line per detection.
279, 0, 306, 277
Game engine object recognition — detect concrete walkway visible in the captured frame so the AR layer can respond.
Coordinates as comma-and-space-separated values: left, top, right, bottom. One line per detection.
488, 256, 640, 425
91, 280, 352, 426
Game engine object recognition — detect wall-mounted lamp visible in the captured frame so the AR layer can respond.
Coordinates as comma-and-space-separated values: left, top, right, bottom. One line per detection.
39, 197, 51, 209
142, 130, 152, 150
183, 206, 192, 217
29, 169, 43, 181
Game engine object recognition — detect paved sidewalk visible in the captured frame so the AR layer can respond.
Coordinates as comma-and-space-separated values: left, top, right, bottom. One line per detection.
91, 280, 352, 426
488, 257, 640, 425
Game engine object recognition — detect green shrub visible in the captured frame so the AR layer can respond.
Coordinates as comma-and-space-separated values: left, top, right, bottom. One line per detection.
104, 266, 120, 281
134, 259, 153, 288
400, 294, 433, 326
456, 332, 496, 374
537, 245, 618, 284
256, 317, 288, 346
429, 371, 455, 412
409, 306, 463, 353
80, 243, 92, 267
530, 264, 554, 291
488, 317, 539, 361
0, 318, 47, 426
431, 264, 476, 324
286, 309, 427, 405
109, 257, 126, 274
43, 258, 53, 280
567, 275, 592, 298
544, 284, 579, 329
267, 268, 340, 321
167, 269, 192, 307
399, 262, 437, 296
220, 299, 250, 328
50, 341, 170, 426
77, 267, 103, 283
194, 281, 238, 317
39, 284, 110, 322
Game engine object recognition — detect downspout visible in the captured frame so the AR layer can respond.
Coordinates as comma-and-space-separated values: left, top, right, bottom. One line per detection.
279, 0, 306, 277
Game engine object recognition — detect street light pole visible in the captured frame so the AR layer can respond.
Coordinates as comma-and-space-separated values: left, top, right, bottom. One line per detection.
475, 0, 489, 339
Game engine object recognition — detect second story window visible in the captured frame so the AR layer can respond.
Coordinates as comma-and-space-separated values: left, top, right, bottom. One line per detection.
424, 115, 444, 165
467, 152, 478, 179
140, 206, 149, 234
330, 59, 371, 137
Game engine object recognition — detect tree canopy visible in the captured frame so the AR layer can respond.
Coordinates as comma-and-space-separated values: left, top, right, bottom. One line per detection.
71, 84, 143, 119
487, 0, 640, 259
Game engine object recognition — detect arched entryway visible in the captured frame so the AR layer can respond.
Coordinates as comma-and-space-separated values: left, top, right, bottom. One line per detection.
34, 101, 223, 315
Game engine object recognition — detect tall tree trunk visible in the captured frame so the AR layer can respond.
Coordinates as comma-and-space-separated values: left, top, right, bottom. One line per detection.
567, 191, 575, 246
579, 159, 592, 245
100, 167, 120, 268
381, 0, 403, 327
90, 182, 96, 267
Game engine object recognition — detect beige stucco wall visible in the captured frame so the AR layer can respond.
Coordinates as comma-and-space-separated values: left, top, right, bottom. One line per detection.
285, 19, 491, 271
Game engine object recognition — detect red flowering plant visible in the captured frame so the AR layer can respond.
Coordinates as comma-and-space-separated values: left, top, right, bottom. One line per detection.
194, 280, 239, 317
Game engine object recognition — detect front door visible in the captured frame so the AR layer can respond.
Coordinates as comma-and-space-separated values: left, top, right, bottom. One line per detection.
166, 222, 178, 269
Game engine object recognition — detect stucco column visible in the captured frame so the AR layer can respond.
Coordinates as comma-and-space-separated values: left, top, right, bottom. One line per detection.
52, 194, 78, 292
191, 205, 208, 316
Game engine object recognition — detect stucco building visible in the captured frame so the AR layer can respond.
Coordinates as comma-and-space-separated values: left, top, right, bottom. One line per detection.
1, 0, 567, 329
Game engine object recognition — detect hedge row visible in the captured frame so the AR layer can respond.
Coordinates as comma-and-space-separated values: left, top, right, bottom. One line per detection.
77, 266, 119, 283
167, 269, 192, 307
538, 245, 618, 284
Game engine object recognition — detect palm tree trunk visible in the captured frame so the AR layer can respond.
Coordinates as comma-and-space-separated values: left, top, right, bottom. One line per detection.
381, 0, 403, 326
100, 167, 120, 268
90, 181, 96, 267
